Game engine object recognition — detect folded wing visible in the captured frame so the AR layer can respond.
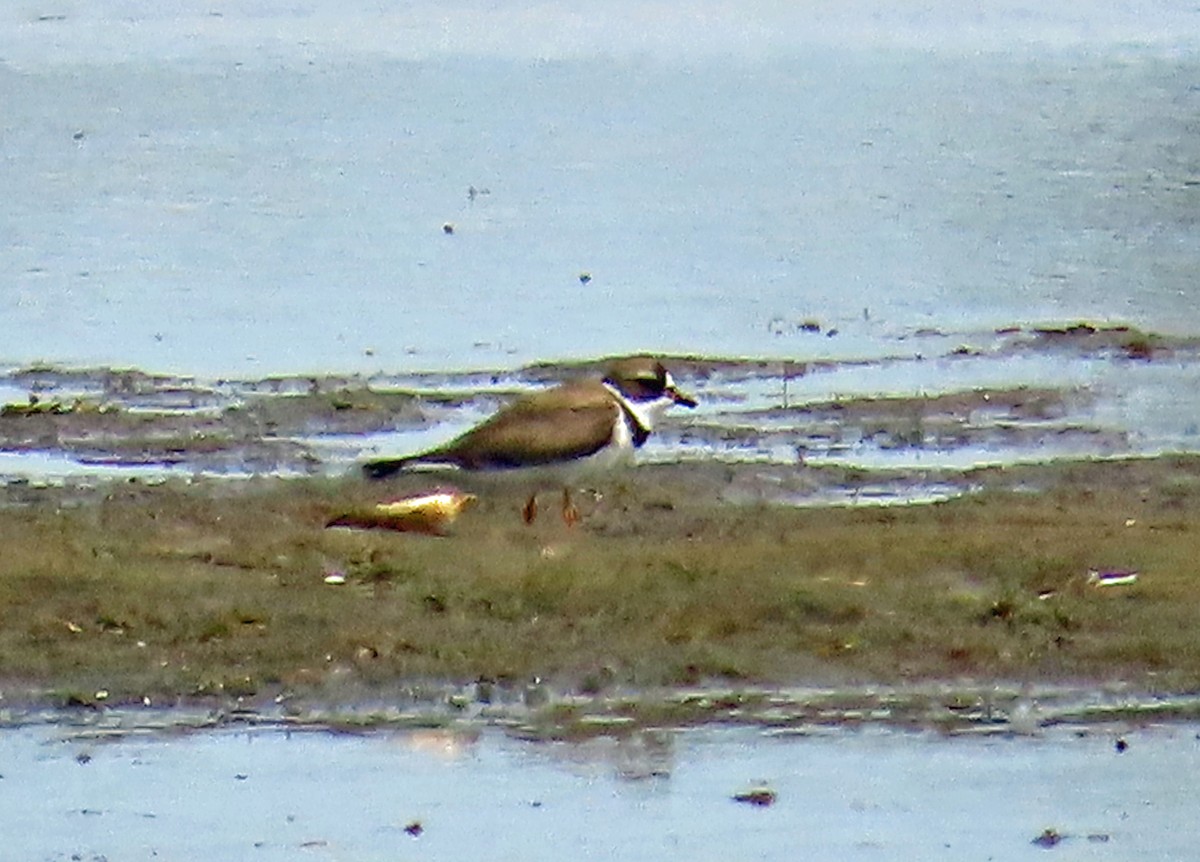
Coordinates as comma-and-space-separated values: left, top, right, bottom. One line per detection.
437, 381, 621, 469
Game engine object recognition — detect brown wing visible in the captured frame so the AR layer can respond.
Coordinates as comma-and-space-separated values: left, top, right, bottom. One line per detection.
434, 381, 620, 469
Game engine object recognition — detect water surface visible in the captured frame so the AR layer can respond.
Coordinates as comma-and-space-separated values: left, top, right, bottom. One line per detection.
4, 718, 1198, 861
2, 1, 1198, 377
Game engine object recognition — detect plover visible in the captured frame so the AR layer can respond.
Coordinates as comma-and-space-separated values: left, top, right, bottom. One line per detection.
362, 357, 697, 524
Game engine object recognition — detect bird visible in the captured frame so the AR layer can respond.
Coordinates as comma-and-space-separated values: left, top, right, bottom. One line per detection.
361, 357, 697, 524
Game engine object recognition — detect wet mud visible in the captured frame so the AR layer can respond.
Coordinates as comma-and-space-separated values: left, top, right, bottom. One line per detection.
3, 323, 1197, 506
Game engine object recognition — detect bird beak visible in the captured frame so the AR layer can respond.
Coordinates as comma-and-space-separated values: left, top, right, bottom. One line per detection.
668, 385, 698, 408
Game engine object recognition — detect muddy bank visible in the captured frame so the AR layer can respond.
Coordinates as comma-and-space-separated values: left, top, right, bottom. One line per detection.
3, 453, 1200, 714
8, 678, 1200, 741
3, 330, 1200, 716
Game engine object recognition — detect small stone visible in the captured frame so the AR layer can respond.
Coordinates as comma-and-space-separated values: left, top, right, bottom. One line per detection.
1032, 828, 1062, 848
732, 788, 777, 807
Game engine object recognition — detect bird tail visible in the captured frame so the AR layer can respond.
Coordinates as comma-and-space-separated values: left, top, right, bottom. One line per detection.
361, 451, 456, 480
361, 456, 416, 480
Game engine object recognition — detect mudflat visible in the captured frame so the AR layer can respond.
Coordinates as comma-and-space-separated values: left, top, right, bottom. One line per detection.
3, 448, 1198, 712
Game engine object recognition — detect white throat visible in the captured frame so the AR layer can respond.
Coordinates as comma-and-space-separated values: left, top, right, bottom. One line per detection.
603, 381, 675, 433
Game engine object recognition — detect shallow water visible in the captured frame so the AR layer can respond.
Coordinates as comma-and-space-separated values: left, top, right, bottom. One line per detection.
2, 2, 1199, 377
3, 331, 1199, 505
3, 718, 1199, 861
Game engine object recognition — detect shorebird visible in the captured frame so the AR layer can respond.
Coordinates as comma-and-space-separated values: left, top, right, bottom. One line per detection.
361, 357, 697, 524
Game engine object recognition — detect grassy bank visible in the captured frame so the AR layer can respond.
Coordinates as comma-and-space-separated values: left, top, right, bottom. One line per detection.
2, 456, 1200, 708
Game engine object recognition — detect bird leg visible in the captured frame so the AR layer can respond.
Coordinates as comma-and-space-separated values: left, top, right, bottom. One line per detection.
523, 490, 581, 527
561, 487, 581, 528
522, 493, 538, 525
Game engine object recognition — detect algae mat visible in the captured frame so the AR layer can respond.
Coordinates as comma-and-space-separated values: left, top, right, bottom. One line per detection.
2, 456, 1200, 709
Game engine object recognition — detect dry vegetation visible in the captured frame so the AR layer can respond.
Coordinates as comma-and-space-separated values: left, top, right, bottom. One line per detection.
2, 456, 1200, 708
